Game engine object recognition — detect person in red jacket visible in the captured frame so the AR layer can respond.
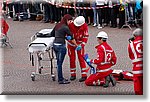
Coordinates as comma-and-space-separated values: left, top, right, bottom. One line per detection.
68, 16, 89, 82
1, 15, 9, 35
0, 8, 9, 47
128, 28, 143, 95
0, 7, 9, 41
84, 31, 117, 87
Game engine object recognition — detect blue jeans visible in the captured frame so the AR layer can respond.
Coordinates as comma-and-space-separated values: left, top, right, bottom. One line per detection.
92, 3, 97, 24
53, 44, 67, 82
93, 8, 97, 24
43, 3, 50, 21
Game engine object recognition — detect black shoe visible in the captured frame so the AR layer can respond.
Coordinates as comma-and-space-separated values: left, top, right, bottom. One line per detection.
103, 76, 111, 88
113, 25, 117, 28
58, 78, 68, 82
118, 26, 122, 29
70, 76, 76, 81
39, 57, 42, 60
109, 75, 116, 86
59, 80, 70, 84
44, 20, 49, 23
88, 23, 91, 25
79, 77, 87, 82
103, 84, 109, 88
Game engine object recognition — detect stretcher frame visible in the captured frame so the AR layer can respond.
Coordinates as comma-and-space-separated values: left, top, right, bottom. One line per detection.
28, 32, 56, 82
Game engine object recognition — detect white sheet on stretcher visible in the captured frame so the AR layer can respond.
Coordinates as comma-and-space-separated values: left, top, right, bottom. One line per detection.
28, 37, 55, 53
38, 29, 53, 35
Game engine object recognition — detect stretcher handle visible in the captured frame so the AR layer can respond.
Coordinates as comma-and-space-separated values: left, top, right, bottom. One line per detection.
28, 43, 47, 47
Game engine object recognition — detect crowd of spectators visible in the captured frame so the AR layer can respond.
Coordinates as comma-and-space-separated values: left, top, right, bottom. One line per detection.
2, 0, 143, 29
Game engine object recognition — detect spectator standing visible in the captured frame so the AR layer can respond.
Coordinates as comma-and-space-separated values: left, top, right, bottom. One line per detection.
118, 0, 125, 28
92, 0, 97, 27
96, 0, 105, 29
43, 1, 51, 23
84, 0, 93, 25
110, 0, 118, 28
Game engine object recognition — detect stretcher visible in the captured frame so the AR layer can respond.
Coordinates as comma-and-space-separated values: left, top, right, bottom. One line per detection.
112, 70, 133, 81
28, 29, 56, 81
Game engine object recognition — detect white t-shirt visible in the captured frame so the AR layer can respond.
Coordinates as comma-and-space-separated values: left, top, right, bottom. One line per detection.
77, 0, 83, 3
96, 0, 105, 5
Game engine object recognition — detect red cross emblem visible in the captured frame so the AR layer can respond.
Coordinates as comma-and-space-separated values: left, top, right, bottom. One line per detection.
136, 42, 143, 53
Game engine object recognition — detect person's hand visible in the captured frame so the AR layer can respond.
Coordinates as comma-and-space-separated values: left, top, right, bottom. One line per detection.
84, 54, 91, 64
90, 67, 96, 74
86, 58, 91, 63
66, 36, 72, 40
84, 54, 89, 60
76, 45, 82, 51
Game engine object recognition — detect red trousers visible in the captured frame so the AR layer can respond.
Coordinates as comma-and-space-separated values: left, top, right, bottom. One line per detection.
133, 75, 143, 95
85, 73, 105, 86
67, 44, 87, 77
85, 69, 113, 86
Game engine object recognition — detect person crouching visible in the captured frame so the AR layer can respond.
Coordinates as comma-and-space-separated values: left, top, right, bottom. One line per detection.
84, 31, 117, 87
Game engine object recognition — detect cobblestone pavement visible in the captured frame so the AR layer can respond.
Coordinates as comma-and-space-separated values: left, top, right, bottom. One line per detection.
1, 19, 136, 95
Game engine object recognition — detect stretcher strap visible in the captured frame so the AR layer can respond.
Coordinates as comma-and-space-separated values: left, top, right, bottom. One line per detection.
28, 43, 47, 47
32, 54, 34, 66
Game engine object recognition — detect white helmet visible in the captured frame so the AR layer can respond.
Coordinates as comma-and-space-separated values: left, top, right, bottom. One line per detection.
74, 16, 85, 27
132, 28, 143, 36
96, 31, 108, 39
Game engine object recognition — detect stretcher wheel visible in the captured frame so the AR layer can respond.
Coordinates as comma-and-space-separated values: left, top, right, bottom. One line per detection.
52, 77, 56, 81
31, 72, 35, 81
39, 67, 43, 74
39, 70, 41, 74
52, 75, 56, 81
39, 69, 42, 74
31, 76, 35, 81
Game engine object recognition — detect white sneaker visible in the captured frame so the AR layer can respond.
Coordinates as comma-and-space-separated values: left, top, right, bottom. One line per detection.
8, 16, 11, 18
97, 24, 103, 29
93, 23, 97, 27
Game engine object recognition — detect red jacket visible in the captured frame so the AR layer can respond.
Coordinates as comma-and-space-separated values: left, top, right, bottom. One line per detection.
128, 36, 143, 76
91, 42, 117, 70
68, 22, 89, 46
1, 18, 9, 35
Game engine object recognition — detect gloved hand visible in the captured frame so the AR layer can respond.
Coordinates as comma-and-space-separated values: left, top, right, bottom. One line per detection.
84, 54, 89, 60
66, 36, 72, 40
76, 45, 82, 51
84, 54, 91, 64
86, 58, 91, 63
90, 67, 96, 74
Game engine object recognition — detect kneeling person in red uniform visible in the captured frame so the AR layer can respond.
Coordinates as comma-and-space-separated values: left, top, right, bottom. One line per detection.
128, 28, 143, 95
84, 31, 117, 87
